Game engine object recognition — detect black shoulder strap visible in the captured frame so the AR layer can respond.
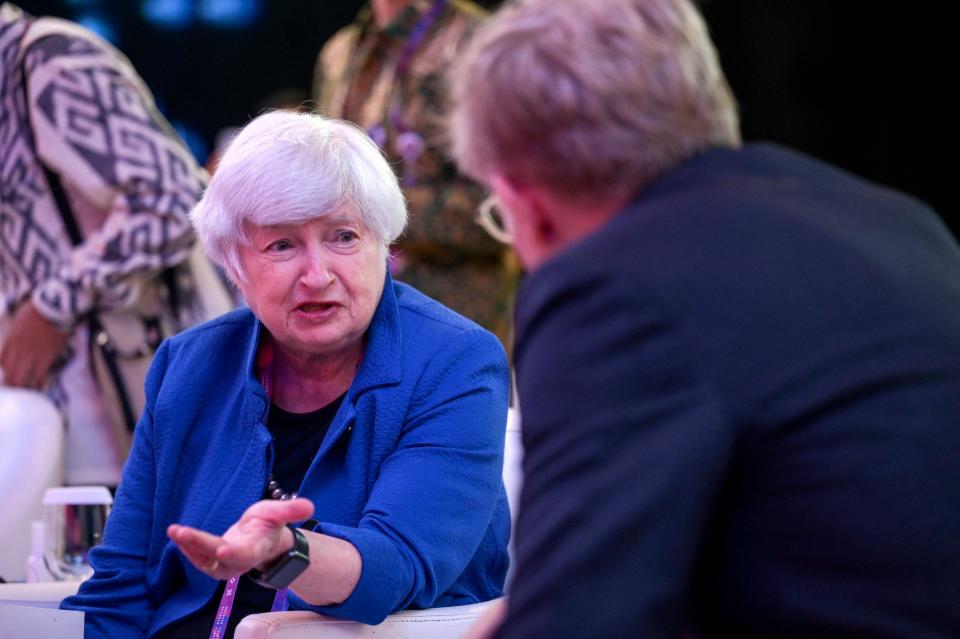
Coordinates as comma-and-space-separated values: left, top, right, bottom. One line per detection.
19, 32, 140, 431
41, 161, 83, 246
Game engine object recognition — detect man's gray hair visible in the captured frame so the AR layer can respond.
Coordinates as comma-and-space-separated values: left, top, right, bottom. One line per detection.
451, 0, 741, 200
190, 111, 407, 282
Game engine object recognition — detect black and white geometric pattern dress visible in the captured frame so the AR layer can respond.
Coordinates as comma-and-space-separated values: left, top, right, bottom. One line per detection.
0, 3, 214, 484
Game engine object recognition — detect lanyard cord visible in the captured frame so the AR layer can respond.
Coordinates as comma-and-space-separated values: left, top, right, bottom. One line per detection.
209, 337, 287, 639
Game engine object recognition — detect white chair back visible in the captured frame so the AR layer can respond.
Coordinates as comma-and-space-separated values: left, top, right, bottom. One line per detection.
502, 408, 523, 523
502, 407, 523, 590
0, 387, 63, 581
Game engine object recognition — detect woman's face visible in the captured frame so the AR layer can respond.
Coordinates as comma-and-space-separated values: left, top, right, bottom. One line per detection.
237, 204, 386, 360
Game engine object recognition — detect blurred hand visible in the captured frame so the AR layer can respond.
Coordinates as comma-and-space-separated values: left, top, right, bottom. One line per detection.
168, 498, 315, 580
0, 299, 70, 389
465, 597, 508, 639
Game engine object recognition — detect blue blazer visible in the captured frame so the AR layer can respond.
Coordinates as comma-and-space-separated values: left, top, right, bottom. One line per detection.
62, 277, 511, 638
499, 144, 960, 638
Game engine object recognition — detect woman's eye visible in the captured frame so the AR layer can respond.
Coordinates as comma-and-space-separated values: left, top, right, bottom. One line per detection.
335, 230, 358, 244
267, 239, 292, 252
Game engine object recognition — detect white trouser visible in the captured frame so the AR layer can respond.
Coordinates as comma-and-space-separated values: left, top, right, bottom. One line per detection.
0, 320, 126, 486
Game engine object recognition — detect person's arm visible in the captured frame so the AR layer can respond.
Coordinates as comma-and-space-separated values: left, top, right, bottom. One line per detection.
167, 498, 363, 606
310, 329, 510, 622
59, 341, 171, 637
0, 299, 68, 389
0, 32, 202, 387
494, 267, 736, 639
25, 31, 203, 331
170, 328, 511, 623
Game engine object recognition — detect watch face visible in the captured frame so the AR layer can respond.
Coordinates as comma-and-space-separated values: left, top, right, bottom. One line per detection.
266, 553, 310, 589
263, 526, 310, 589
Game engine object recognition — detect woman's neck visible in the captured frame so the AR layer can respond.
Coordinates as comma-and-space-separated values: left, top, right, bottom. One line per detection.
268, 341, 362, 413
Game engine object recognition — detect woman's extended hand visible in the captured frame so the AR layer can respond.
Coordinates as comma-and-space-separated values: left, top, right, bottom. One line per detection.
168, 497, 315, 580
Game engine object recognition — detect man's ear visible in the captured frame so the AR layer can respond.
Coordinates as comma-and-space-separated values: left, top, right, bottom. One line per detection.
491, 173, 559, 246
489, 173, 525, 233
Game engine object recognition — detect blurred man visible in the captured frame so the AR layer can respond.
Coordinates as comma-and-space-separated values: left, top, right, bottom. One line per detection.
451, 0, 960, 637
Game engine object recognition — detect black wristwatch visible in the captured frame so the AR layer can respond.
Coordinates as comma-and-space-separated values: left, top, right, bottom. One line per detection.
248, 525, 310, 590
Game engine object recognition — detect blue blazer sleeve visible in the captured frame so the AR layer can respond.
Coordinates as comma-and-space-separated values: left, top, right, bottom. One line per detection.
59, 341, 170, 638
295, 328, 510, 624
498, 268, 736, 639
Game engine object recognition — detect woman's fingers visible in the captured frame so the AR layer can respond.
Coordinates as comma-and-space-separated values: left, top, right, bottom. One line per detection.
168, 524, 219, 563
241, 497, 315, 525
168, 499, 316, 578
215, 533, 275, 566
169, 523, 221, 552
168, 524, 238, 578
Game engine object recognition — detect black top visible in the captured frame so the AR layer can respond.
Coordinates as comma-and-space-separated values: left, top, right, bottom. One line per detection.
155, 394, 345, 638
497, 144, 960, 638
267, 397, 344, 498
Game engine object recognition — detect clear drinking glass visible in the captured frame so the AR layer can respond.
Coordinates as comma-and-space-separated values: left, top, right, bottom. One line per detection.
42, 486, 112, 581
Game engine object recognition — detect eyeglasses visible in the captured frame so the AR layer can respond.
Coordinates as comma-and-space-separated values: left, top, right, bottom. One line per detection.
475, 195, 513, 244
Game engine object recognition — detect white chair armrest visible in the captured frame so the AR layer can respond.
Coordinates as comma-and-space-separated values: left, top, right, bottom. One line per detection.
235, 599, 502, 639
0, 581, 81, 609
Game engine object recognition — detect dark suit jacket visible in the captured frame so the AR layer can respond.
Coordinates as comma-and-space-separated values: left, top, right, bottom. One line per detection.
499, 144, 960, 638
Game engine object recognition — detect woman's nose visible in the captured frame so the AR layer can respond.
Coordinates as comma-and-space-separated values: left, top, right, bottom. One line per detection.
299, 250, 334, 288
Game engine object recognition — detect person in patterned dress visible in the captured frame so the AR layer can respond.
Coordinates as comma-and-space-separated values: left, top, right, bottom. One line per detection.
313, 0, 515, 347
0, 3, 227, 486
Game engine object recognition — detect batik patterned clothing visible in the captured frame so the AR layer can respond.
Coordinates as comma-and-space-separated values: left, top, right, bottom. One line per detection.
0, 4, 210, 484
314, 1, 515, 346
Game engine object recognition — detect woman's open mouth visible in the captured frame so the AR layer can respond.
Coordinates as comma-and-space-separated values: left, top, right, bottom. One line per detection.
295, 302, 339, 318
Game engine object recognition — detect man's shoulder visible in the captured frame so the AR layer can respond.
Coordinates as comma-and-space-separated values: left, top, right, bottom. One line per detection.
544, 143, 944, 284
518, 140, 960, 369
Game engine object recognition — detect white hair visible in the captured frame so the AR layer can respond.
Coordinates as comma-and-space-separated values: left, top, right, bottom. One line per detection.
451, 0, 741, 201
190, 111, 407, 282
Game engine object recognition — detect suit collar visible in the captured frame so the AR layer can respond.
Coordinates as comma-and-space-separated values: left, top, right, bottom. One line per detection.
351, 270, 404, 396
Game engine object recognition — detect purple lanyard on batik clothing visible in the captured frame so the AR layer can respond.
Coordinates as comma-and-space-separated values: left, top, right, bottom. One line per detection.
208, 340, 288, 639
367, 0, 450, 186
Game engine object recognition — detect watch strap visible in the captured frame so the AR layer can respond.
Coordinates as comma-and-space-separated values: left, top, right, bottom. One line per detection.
249, 524, 310, 590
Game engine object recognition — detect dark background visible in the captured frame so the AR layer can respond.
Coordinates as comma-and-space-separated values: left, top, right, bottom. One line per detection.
14, 0, 953, 235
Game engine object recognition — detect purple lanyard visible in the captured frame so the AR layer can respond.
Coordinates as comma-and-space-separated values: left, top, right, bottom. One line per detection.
366, 0, 449, 142
209, 342, 288, 638
394, 0, 450, 82
367, 0, 449, 186
208, 576, 289, 639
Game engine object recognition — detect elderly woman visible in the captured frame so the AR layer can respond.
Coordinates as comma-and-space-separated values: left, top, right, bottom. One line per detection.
61, 111, 511, 638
